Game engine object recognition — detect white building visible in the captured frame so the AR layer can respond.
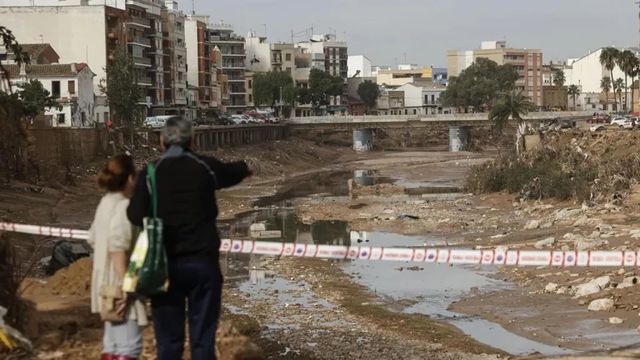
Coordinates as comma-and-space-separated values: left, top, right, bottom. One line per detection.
0, 2, 126, 94
563, 48, 630, 93
348, 55, 372, 78
245, 33, 272, 73
4, 63, 96, 127
396, 82, 448, 115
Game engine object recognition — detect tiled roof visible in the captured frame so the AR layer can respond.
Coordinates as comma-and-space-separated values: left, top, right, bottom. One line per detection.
1, 63, 90, 78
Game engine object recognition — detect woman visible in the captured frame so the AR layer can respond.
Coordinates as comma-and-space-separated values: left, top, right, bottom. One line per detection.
88, 154, 147, 360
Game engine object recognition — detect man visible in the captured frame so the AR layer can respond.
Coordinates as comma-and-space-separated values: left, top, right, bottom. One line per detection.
127, 118, 251, 360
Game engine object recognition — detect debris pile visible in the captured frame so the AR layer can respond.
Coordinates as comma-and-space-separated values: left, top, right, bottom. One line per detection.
466, 131, 640, 202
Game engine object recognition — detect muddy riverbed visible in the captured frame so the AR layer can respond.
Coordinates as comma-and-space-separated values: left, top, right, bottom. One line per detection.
4, 142, 640, 359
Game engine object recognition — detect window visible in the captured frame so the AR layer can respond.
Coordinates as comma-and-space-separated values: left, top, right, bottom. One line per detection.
52, 81, 61, 98
286, 67, 291, 74
285, 53, 291, 61
431, 94, 435, 103
96, 112, 100, 123
249, 94, 253, 102
57, 113, 65, 124
104, 112, 109, 124
81, 112, 87, 125
413, 109, 417, 115
248, 80, 252, 89
68, 80, 75, 95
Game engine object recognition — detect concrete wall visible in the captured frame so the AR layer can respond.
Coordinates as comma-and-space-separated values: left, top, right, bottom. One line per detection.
184, 18, 199, 90
1, 6, 108, 93
30, 128, 108, 169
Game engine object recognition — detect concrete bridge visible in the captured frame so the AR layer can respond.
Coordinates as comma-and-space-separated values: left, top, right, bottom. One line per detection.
143, 111, 591, 152
287, 111, 592, 151
286, 111, 592, 130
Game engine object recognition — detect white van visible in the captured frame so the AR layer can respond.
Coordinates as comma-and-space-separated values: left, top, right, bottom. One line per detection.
143, 115, 180, 129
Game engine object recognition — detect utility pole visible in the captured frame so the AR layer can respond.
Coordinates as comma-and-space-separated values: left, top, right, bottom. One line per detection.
637, 1, 640, 49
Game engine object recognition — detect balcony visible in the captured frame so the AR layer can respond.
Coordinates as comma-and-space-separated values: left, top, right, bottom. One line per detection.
131, 56, 152, 67
222, 64, 245, 70
128, 17, 151, 29
128, 37, 151, 47
137, 76, 153, 87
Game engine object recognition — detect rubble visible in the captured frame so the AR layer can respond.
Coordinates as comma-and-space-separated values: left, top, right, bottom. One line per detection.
588, 299, 615, 312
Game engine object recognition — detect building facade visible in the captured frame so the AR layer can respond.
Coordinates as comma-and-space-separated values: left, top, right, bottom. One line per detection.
376, 67, 433, 87
161, 1, 187, 108
209, 21, 247, 113
3, 63, 96, 127
348, 55, 372, 78
0, 3, 127, 94
448, 41, 544, 107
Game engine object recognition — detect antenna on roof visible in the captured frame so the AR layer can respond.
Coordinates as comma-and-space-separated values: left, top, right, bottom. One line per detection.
191, 0, 195, 15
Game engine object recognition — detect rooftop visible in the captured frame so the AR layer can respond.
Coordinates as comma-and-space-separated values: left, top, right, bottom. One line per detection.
3, 63, 92, 77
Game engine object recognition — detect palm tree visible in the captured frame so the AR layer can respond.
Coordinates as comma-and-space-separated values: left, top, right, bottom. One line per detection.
600, 47, 620, 110
627, 56, 640, 114
614, 78, 625, 108
489, 91, 537, 154
568, 85, 581, 110
553, 69, 566, 87
617, 50, 636, 112
601, 77, 612, 110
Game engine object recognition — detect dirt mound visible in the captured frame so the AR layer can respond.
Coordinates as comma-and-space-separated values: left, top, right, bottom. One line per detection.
21, 258, 92, 299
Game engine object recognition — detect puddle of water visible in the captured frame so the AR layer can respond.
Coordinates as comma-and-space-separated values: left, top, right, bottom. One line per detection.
340, 231, 572, 356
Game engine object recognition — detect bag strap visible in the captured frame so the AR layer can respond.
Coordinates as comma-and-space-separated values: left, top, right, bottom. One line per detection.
146, 163, 158, 219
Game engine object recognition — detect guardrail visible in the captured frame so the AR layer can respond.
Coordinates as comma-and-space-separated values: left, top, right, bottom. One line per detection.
288, 111, 593, 124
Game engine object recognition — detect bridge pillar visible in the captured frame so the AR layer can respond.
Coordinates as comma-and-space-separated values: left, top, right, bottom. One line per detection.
353, 128, 373, 152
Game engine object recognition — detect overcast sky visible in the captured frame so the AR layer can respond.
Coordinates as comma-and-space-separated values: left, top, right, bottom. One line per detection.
185, 0, 639, 67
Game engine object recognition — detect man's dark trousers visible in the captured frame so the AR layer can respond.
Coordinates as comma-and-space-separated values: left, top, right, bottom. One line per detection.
151, 259, 222, 360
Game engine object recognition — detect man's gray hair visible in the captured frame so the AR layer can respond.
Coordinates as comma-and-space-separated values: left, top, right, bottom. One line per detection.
162, 117, 193, 148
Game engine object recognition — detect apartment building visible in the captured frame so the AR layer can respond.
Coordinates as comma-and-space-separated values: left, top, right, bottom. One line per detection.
0, 1, 127, 94
161, 1, 187, 107
447, 41, 544, 106
297, 34, 348, 79
348, 55, 372, 78
376, 67, 433, 87
271, 43, 298, 76
209, 21, 247, 113
185, 15, 223, 111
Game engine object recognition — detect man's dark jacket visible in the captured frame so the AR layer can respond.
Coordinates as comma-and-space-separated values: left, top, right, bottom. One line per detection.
127, 147, 249, 262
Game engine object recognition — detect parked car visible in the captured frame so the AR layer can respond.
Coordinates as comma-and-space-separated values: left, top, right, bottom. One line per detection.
244, 111, 268, 124
590, 124, 607, 132
540, 118, 575, 132
193, 117, 215, 127
230, 114, 252, 125
611, 117, 634, 128
589, 112, 610, 124
143, 115, 180, 129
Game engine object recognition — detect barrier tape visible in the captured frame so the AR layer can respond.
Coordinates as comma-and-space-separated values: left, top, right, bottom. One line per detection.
1, 222, 637, 267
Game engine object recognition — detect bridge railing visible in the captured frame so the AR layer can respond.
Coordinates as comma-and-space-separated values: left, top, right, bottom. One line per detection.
288, 111, 593, 124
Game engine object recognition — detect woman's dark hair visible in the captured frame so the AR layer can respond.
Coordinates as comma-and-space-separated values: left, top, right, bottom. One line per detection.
97, 154, 136, 192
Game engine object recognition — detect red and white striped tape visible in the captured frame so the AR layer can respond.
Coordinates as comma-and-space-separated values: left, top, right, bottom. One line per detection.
0, 221, 637, 267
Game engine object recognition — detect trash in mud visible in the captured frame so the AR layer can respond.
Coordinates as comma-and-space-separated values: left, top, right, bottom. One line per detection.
46, 240, 92, 275
397, 214, 420, 220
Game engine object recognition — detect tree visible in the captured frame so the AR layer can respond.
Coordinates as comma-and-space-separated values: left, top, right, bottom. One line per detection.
567, 85, 581, 110
631, 64, 640, 114
614, 78, 625, 108
489, 91, 536, 154
15, 79, 61, 122
305, 68, 344, 114
0, 26, 40, 181
252, 71, 296, 117
600, 47, 620, 110
619, 50, 640, 113
617, 50, 637, 112
356, 81, 380, 114
601, 77, 612, 109
553, 69, 566, 87
441, 58, 519, 112
99, 48, 141, 144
